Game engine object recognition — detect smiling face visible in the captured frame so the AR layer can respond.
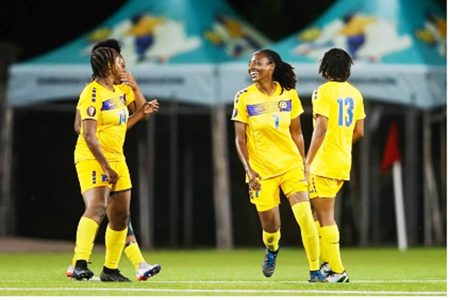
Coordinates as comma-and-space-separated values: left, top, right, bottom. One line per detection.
248, 51, 274, 83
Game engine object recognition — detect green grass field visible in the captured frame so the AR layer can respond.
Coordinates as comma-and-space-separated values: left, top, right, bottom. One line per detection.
0, 247, 446, 296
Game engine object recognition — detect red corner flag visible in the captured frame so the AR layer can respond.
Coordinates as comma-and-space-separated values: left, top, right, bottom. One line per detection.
380, 122, 401, 174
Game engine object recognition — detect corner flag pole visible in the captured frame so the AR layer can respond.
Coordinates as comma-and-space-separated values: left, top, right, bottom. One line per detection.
392, 161, 407, 250
381, 122, 407, 251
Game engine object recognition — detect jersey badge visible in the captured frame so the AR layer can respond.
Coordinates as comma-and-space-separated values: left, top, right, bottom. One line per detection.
87, 106, 96, 117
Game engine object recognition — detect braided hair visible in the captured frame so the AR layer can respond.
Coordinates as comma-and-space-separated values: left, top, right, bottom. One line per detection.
319, 48, 353, 82
258, 49, 296, 94
90, 47, 119, 80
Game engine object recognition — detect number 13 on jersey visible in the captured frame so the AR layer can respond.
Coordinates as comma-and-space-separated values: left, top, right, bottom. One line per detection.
337, 97, 354, 127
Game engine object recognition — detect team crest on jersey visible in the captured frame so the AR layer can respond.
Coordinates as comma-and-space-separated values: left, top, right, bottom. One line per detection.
87, 106, 96, 117
278, 100, 291, 112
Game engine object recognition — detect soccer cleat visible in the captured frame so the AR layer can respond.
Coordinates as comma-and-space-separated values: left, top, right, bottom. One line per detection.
262, 248, 279, 277
324, 271, 350, 283
100, 267, 131, 282
136, 263, 161, 281
72, 260, 94, 280
308, 270, 326, 282
65, 265, 74, 278
319, 262, 332, 277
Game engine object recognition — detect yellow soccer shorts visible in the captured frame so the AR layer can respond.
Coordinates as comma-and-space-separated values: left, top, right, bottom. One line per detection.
75, 159, 132, 194
249, 168, 308, 212
309, 174, 344, 199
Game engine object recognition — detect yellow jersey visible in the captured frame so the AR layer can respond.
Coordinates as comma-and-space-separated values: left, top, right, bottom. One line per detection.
74, 81, 135, 163
231, 82, 304, 179
310, 81, 365, 180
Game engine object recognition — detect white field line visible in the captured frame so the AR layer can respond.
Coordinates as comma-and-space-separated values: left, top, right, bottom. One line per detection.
0, 287, 446, 296
0, 279, 446, 284
128, 279, 447, 284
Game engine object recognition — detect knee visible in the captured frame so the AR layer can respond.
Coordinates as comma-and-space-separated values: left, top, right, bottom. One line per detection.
84, 204, 107, 223
111, 212, 129, 230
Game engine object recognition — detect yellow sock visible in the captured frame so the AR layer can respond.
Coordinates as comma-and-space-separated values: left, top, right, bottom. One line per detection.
292, 202, 320, 271
320, 225, 344, 273
104, 225, 127, 269
72, 217, 99, 265
262, 229, 281, 252
315, 220, 327, 263
124, 241, 146, 270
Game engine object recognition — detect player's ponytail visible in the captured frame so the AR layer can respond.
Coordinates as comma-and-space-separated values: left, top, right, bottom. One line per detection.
259, 49, 297, 94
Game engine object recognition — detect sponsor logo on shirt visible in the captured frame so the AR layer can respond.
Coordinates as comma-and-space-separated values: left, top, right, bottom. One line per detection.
101, 99, 117, 111
247, 99, 292, 116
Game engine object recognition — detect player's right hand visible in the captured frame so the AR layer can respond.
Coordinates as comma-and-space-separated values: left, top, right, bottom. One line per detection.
246, 168, 261, 192
104, 166, 119, 184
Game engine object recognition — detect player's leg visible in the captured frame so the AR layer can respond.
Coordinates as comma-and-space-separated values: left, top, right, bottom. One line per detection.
100, 161, 132, 282
251, 177, 281, 277
109, 200, 161, 281
124, 233, 161, 281
281, 168, 322, 282
258, 207, 281, 277
310, 175, 349, 283
71, 161, 110, 280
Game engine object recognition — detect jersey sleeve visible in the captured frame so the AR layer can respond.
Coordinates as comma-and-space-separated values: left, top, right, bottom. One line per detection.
311, 87, 330, 118
231, 89, 248, 124
355, 92, 366, 120
77, 85, 102, 121
118, 84, 135, 106
290, 89, 303, 119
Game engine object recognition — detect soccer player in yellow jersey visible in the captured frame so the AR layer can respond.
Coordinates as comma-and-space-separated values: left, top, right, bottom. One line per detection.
306, 48, 365, 283
67, 39, 161, 282
232, 49, 323, 282
72, 46, 158, 282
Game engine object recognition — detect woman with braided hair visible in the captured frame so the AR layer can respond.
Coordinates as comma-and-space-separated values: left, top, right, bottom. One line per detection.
231, 49, 323, 282
67, 39, 161, 282
71, 45, 157, 282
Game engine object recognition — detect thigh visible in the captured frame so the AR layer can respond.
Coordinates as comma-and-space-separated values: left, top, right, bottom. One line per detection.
108, 189, 131, 230
310, 196, 336, 226
108, 190, 131, 215
81, 186, 110, 223
249, 176, 280, 212
257, 206, 281, 233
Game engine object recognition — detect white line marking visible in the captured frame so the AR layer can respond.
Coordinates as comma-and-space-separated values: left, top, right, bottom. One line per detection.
141, 279, 447, 284
0, 287, 446, 296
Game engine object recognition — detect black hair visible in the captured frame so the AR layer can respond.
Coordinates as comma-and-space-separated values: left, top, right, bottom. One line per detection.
258, 49, 296, 93
90, 47, 119, 79
319, 48, 353, 82
92, 38, 122, 54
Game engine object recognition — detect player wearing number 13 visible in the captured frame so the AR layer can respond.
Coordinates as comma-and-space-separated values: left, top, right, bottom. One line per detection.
306, 48, 365, 283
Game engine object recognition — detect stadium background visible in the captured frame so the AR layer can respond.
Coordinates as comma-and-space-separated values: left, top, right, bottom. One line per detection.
0, 0, 446, 249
